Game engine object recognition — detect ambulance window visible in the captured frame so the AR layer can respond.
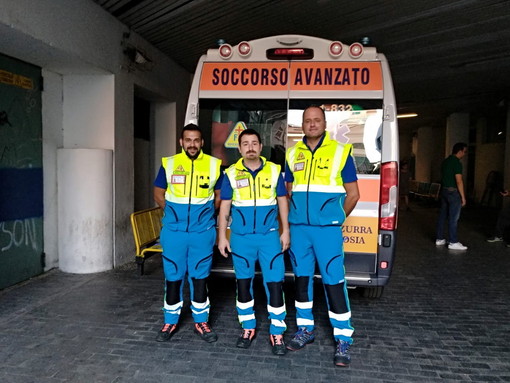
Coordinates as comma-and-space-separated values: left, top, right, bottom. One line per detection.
198, 99, 287, 168
288, 99, 383, 174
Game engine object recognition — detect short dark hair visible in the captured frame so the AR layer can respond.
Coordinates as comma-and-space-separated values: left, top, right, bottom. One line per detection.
181, 123, 202, 139
452, 142, 467, 155
303, 105, 326, 120
238, 128, 261, 144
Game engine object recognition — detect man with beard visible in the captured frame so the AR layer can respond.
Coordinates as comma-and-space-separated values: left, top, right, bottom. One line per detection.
153, 124, 223, 343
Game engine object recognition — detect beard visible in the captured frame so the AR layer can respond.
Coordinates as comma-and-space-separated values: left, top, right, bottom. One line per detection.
184, 147, 200, 159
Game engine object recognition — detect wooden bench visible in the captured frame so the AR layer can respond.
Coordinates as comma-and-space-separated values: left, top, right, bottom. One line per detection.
130, 206, 163, 275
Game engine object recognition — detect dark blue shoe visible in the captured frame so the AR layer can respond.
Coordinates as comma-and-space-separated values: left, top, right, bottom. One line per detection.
334, 340, 351, 366
286, 327, 315, 351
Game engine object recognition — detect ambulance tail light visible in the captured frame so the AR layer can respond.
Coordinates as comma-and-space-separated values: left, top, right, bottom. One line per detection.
379, 161, 398, 231
266, 48, 314, 60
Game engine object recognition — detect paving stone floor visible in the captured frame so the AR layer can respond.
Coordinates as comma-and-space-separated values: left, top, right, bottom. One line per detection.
1, 201, 509, 382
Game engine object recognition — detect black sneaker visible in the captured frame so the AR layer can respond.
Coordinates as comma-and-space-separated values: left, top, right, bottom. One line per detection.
236, 329, 256, 348
334, 340, 351, 367
194, 322, 218, 343
487, 236, 503, 243
286, 327, 315, 351
270, 334, 287, 356
156, 323, 177, 342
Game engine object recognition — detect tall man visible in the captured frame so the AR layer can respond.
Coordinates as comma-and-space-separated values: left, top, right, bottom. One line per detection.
285, 106, 360, 367
435, 142, 468, 251
153, 124, 223, 343
217, 128, 290, 356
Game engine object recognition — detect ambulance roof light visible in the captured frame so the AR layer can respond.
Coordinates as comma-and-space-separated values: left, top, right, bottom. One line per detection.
238, 41, 251, 57
266, 48, 314, 60
349, 43, 364, 58
219, 44, 233, 59
329, 41, 343, 57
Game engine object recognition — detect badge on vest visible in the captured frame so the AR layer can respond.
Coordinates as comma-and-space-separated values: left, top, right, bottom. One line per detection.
171, 175, 186, 184
236, 178, 250, 189
294, 162, 305, 172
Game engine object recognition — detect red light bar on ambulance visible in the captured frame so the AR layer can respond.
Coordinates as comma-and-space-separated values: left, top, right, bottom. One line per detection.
379, 161, 398, 231
266, 48, 314, 60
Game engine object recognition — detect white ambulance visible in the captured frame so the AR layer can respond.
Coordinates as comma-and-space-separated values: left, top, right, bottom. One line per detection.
185, 35, 399, 298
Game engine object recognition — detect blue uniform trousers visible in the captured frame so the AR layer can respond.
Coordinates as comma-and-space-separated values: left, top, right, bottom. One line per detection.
231, 231, 286, 335
289, 224, 354, 343
159, 226, 215, 324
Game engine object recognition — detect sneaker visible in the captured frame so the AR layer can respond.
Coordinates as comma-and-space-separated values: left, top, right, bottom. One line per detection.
194, 322, 218, 343
448, 242, 468, 251
506, 243, 510, 248
435, 239, 446, 246
286, 327, 315, 351
156, 323, 177, 342
486, 236, 503, 243
236, 329, 255, 349
269, 334, 287, 356
334, 340, 351, 367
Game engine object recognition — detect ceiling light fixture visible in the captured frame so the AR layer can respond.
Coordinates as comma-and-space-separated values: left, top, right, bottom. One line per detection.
397, 113, 418, 119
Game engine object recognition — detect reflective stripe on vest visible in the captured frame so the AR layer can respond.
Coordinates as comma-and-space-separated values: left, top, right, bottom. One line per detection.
286, 132, 352, 192
162, 150, 221, 205
225, 157, 280, 207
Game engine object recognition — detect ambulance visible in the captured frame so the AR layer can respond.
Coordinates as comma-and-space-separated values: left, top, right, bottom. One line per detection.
184, 35, 399, 298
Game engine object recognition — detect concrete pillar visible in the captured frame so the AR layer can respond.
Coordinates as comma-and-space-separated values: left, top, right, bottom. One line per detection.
58, 74, 114, 273
58, 149, 113, 273
415, 126, 435, 182
445, 113, 470, 181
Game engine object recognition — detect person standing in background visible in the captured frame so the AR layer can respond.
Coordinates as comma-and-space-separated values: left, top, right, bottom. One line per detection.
486, 189, 510, 247
435, 142, 468, 251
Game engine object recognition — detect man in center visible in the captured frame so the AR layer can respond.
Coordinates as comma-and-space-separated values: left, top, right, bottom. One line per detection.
217, 128, 290, 356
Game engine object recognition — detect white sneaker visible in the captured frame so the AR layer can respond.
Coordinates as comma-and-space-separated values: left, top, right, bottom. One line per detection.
435, 239, 446, 246
448, 242, 467, 251
486, 237, 503, 243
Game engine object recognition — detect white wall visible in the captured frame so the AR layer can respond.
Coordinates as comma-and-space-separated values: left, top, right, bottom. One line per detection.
0, 0, 191, 272
63, 75, 115, 149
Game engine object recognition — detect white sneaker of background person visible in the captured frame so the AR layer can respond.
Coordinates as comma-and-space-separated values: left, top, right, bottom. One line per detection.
448, 242, 467, 251
435, 239, 447, 246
